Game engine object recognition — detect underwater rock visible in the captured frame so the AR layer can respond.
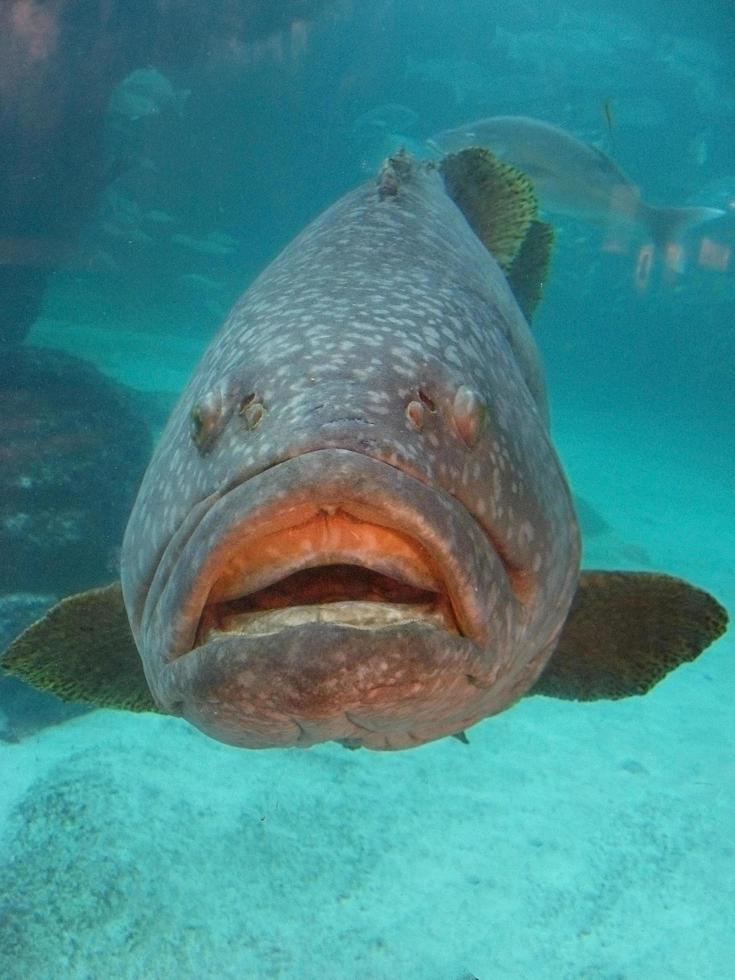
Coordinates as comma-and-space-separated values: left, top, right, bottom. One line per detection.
0, 267, 48, 351
0, 0, 337, 351
0, 346, 151, 594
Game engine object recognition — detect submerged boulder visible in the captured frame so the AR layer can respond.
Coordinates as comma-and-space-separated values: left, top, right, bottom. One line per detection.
0, 346, 151, 594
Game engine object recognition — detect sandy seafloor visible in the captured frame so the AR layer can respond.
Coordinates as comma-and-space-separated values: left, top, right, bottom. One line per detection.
0, 317, 732, 980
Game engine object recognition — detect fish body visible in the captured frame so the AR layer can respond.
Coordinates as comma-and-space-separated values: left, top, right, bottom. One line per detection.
433, 115, 724, 249
3, 151, 726, 751
120, 152, 579, 749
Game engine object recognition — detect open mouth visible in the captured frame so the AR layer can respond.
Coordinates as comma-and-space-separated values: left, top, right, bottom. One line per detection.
194, 509, 462, 648
147, 450, 506, 677
145, 450, 517, 747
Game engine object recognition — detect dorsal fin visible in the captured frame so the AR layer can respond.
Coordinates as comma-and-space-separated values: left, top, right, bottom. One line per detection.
440, 148, 536, 270
440, 148, 553, 319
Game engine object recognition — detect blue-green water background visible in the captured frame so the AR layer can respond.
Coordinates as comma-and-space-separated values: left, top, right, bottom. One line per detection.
37, 1, 735, 427
1, 1, 734, 977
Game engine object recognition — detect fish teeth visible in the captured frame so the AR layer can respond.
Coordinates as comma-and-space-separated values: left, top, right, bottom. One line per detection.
207, 600, 459, 640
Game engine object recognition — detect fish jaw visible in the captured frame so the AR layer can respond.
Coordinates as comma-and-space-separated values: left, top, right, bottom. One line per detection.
140, 449, 529, 749
159, 624, 493, 750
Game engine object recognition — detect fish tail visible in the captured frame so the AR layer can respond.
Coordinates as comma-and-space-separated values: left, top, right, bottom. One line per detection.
640, 203, 725, 270
642, 203, 725, 247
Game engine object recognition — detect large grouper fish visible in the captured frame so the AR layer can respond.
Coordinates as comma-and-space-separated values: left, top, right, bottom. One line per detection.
3, 149, 727, 750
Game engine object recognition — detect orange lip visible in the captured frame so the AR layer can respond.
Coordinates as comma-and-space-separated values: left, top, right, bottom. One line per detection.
143, 450, 515, 677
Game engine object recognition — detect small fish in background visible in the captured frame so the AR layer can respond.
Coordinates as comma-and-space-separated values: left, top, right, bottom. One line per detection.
602, 98, 616, 152
144, 209, 177, 226
432, 115, 725, 269
178, 273, 230, 318
170, 231, 238, 256
107, 68, 190, 122
603, 98, 615, 135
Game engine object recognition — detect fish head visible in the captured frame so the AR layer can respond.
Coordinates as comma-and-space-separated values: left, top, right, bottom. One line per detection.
121, 155, 580, 750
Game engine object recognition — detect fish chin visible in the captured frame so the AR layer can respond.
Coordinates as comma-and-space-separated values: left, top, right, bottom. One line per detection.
161, 620, 495, 750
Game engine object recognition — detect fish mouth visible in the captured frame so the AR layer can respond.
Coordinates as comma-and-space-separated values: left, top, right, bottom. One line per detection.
195, 509, 462, 647
146, 450, 515, 749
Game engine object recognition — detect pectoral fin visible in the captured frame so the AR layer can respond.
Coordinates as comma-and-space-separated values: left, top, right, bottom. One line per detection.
1, 582, 157, 713
531, 570, 728, 700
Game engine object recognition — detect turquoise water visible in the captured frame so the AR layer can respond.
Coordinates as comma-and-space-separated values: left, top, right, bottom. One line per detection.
1, 2, 733, 977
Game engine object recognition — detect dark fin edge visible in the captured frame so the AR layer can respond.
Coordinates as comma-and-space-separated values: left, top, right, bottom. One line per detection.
1, 582, 158, 713
531, 570, 728, 701
440, 148, 553, 318
505, 219, 554, 320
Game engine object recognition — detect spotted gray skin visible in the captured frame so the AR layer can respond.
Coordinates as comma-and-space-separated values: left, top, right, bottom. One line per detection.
121, 153, 580, 750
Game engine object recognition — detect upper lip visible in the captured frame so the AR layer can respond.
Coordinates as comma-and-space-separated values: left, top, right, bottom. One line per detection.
143, 449, 516, 663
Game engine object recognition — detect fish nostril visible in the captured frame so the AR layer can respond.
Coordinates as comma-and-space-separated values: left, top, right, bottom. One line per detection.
242, 400, 265, 429
417, 388, 437, 413
238, 391, 265, 430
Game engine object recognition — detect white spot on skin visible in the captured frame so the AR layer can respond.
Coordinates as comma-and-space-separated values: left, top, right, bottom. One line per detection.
519, 520, 535, 544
